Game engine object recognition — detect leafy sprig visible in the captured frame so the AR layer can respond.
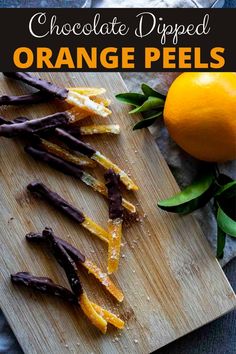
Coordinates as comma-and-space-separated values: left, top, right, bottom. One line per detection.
116, 84, 166, 130
158, 167, 236, 259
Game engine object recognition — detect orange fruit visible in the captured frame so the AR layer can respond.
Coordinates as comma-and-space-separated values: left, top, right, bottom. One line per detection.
163, 72, 236, 162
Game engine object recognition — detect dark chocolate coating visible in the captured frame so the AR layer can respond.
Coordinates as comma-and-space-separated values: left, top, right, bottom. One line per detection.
26, 232, 86, 264
105, 169, 123, 220
3, 72, 68, 100
11, 272, 78, 304
25, 146, 84, 180
27, 181, 85, 224
0, 91, 52, 106
63, 124, 81, 138
0, 116, 29, 125
42, 228, 83, 297
55, 128, 96, 157
0, 112, 70, 138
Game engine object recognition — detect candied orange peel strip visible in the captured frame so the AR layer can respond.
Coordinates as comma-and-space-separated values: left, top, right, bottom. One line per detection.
81, 172, 136, 214
83, 259, 124, 302
66, 91, 111, 117
82, 216, 109, 243
68, 87, 106, 97
107, 218, 123, 274
66, 107, 91, 122
93, 96, 111, 107
40, 139, 96, 168
80, 292, 107, 334
91, 302, 125, 329
93, 152, 139, 191
80, 124, 120, 135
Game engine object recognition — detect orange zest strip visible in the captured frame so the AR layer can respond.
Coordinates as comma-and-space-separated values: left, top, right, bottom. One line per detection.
79, 292, 107, 334
40, 139, 96, 168
82, 216, 109, 243
93, 152, 139, 191
66, 91, 111, 117
107, 218, 123, 274
80, 124, 120, 136
82, 259, 124, 302
66, 107, 91, 122
90, 302, 125, 330
81, 173, 136, 214
92, 96, 111, 107
68, 87, 106, 97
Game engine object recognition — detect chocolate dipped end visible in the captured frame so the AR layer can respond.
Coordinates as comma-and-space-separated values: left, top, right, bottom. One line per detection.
26, 232, 86, 264
11, 272, 78, 304
42, 228, 83, 297
3, 72, 68, 100
27, 181, 85, 224
0, 117, 29, 125
55, 129, 96, 158
105, 169, 123, 220
0, 91, 52, 106
25, 146, 84, 180
0, 112, 70, 138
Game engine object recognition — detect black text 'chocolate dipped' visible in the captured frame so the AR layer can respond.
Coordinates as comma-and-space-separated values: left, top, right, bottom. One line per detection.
27, 181, 85, 224
25, 146, 84, 180
105, 169, 123, 220
55, 128, 96, 157
0, 91, 52, 106
26, 232, 86, 264
43, 228, 83, 297
0, 112, 70, 138
11, 272, 78, 304
3, 72, 68, 100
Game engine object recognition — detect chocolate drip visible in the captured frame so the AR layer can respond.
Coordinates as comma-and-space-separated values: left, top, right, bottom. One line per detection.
43, 228, 83, 297
105, 169, 123, 220
0, 91, 52, 106
0, 112, 70, 138
11, 272, 78, 304
25, 146, 84, 179
27, 181, 85, 224
3, 72, 68, 100
55, 128, 96, 157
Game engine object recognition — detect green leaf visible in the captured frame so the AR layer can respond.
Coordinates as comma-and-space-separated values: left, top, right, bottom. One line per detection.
215, 179, 236, 221
217, 206, 236, 237
133, 111, 162, 130
215, 181, 236, 199
129, 96, 164, 114
115, 93, 146, 107
158, 172, 215, 214
141, 83, 166, 100
216, 173, 234, 186
216, 226, 226, 259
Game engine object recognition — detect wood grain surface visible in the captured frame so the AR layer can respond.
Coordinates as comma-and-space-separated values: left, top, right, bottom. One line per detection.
0, 72, 235, 354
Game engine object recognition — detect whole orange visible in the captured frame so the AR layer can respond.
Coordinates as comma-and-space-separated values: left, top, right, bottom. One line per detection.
163, 72, 236, 162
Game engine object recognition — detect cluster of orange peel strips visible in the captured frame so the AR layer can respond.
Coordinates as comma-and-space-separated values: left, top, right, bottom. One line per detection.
35, 86, 138, 333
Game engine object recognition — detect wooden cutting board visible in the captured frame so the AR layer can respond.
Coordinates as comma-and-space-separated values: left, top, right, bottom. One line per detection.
0, 72, 235, 354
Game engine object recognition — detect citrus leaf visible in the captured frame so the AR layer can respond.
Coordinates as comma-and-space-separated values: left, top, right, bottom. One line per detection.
217, 206, 236, 237
129, 96, 164, 114
115, 93, 146, 107
157, 172, 215, 214
141, 83, 166, 100
142, 109, 162, 119
133, 117, 156, 130
215, 180, 236, 199
216, 173, 234, 186
216, 226, 226, 259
